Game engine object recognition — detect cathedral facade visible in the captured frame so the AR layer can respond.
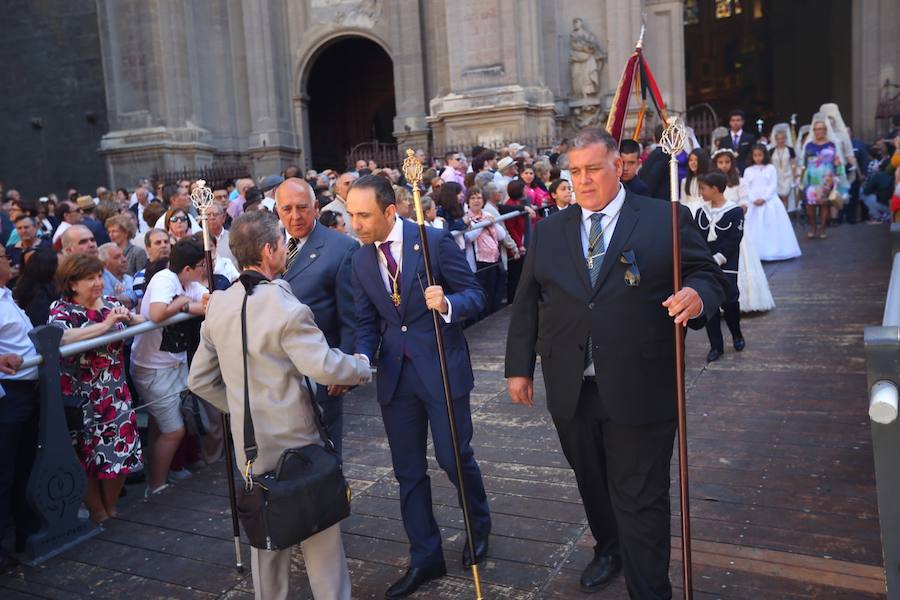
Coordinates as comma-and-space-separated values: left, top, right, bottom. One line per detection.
96, 0, 688, 184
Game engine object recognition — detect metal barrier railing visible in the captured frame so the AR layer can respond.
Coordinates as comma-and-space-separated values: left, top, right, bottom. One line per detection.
864, 227, 900, 598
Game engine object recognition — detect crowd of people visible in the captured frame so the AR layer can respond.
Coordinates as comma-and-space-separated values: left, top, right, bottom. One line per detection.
1, 105, 899, 599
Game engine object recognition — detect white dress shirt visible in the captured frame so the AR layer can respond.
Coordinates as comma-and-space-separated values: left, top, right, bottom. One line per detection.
374, 217, 452, 322
0, 287, 39, 381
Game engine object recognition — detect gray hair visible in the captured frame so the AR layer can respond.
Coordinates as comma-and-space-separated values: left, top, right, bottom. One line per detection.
481, 183, 499, 202
571, 127, 619, 154
229, 210, 282, 269
97, 242, 118, 262
274, 177, 317, 208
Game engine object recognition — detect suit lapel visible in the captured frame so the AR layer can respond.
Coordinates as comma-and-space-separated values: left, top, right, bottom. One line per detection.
283, 226, 324, 282
564, 206, 592, 294
591, 193, 640, 298
400, 220, 423, 317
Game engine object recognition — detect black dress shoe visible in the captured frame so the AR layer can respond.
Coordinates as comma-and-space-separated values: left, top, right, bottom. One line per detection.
385, 562, 447, 599
733, 337, 745, 352
462, 535, 489, 568
0, 550, 20, 574
707, 348, 722, 362
580, 553, 622, 593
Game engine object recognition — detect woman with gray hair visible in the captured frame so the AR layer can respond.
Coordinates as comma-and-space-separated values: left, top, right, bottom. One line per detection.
189, 210, 371, 600
105, 213, 147, 275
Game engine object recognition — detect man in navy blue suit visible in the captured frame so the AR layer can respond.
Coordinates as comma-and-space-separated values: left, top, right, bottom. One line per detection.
275, 177, 358, 455
347, 175, 491, 599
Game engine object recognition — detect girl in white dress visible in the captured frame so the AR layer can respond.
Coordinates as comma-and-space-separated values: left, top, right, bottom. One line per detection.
680, 148, 711, 213
769, 123, 799, 212
742, 145, 802, 261
713, 148, 775, 312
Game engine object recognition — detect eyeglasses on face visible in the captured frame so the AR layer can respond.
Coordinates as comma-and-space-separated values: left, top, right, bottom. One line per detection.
170, 215, 189, 223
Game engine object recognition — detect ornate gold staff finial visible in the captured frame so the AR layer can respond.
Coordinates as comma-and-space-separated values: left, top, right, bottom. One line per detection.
402, 148, 427, 225
659, 116, 686, 157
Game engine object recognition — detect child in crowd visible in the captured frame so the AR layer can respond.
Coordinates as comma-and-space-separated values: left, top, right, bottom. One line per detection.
695, 171, 745, 362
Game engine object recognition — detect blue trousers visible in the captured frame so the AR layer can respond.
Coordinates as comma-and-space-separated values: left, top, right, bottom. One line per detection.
380, 360, 491, 568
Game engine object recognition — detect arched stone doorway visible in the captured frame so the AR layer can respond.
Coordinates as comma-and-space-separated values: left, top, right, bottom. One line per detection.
305, 36, 396, 170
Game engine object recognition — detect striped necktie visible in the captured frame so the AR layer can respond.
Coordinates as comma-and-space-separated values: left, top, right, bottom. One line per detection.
285, 237, 299, 271
585, 213, 604, 369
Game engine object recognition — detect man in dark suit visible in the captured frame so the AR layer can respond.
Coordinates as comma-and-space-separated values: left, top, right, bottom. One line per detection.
347, 175, 491, 599
716, 109, 756, 172
638, 125, 670, 201
275, 178, 358, 456
505, 128, 724, 598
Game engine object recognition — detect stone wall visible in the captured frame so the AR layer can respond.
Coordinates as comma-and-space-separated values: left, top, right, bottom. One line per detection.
0, 0, 108, 198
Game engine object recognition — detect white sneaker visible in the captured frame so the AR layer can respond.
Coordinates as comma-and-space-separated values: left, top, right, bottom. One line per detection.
167, 469, 193, 482
144, 484, 170, 499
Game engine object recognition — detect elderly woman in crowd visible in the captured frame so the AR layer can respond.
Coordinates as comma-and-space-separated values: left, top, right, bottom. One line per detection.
48, 254, 144, 523
463, 187, 506, 318
106, 213, 147, 275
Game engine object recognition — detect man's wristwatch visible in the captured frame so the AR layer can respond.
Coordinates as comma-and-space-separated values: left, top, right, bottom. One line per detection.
181, 302, 191, 314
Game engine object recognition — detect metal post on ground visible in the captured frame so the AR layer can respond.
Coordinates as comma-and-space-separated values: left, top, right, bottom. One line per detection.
24, 325, 101, 565
865, 240, 900, 598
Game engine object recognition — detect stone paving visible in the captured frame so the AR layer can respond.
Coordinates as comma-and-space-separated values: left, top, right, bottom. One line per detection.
0, 221, 890, 599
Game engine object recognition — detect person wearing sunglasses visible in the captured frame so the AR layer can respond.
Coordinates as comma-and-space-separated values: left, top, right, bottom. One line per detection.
164, 208, 192, 242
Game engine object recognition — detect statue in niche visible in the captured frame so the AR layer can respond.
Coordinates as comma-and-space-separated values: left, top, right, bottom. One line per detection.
569, 18, 606, 99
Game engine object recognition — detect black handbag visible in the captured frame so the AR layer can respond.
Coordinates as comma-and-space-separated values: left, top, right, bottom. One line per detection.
234, 286, 351, 551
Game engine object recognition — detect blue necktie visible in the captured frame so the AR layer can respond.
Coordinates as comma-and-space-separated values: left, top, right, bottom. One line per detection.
585, 213, 604, 369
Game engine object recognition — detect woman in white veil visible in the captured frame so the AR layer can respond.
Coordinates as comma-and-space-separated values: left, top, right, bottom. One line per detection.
819, 103, 855, 169
770, 123, 799, 211
710, 126, 728, 151
795, 125, 810, 160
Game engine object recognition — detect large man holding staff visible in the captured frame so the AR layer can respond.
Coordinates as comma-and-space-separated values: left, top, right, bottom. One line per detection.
347, 175, 491, 599
505, 127, 724, 598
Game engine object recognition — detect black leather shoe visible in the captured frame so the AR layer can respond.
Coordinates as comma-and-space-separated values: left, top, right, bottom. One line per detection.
733, 337, 745, 352
0, 550, 20, 574
580, 553, 622, 592
385, 563, 447, 598
707, 348, 722, 362
462, 535, 489, 568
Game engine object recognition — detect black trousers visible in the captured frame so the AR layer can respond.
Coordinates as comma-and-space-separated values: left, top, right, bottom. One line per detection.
706, 300, 742, 352
475, 260, 500, 317
0, 380, 40, 546
553, 380, 675, 600
315, 385, 343, 458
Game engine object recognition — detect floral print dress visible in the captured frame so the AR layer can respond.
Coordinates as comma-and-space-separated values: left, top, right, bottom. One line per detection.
49, 297, 143, 478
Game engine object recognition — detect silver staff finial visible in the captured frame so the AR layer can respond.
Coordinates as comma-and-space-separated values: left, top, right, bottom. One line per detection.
659, 117, 686, 157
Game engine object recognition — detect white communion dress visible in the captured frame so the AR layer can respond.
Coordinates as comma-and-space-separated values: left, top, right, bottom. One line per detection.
741, 164, 802, 261
726, 185, 776, 313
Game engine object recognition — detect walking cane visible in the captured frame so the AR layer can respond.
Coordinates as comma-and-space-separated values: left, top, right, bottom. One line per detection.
191, 180, 244, 573
659, 119, 693, 598
401, 150, 484, 600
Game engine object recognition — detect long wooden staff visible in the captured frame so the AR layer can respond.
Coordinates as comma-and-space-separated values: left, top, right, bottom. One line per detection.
401, 150, 484, 599
659, 119, 693, 598
192, 180, 244, 573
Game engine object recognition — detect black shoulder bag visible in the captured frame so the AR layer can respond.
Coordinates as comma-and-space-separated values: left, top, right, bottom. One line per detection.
234, 285, 351, 551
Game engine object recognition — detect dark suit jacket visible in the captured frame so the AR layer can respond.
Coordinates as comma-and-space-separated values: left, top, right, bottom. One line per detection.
281, 222, 358, 353
353, 219, 485, 406
505, 193, 725, 425
637, 147, 670, 200
717, 131, 757, 171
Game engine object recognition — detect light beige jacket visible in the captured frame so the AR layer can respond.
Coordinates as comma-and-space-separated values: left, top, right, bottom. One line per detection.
188, 278, 371, 474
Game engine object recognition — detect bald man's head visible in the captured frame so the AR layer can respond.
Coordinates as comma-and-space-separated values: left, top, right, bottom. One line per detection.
62, 224, 98, 257
274, 178, 318, 239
